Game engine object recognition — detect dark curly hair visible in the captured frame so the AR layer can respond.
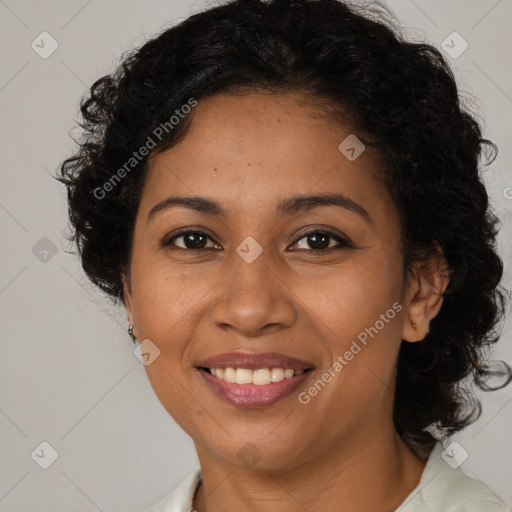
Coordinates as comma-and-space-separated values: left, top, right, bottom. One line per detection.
55, 0, 512, 454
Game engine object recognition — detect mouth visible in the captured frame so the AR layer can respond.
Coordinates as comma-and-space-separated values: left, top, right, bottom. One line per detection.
195, 352, 315, 408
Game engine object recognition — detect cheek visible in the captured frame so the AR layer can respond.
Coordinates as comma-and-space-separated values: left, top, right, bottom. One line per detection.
144, 360, 206, 437
131, 260, 212, 339
291, 255, 403, 393
290, 257, 401, 337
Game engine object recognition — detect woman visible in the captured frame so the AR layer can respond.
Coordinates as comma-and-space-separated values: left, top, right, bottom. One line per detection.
56, 0, 512, 510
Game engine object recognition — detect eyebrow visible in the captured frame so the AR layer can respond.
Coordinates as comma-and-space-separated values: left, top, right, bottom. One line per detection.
147, 193, 371, 224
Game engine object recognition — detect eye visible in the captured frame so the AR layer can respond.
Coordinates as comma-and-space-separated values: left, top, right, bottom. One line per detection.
162, 230, 220, 250
290, 230, 352, 251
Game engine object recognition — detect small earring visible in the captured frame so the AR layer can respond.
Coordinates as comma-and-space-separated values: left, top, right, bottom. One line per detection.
128, 324, 137, 343
412, 322, 417, 329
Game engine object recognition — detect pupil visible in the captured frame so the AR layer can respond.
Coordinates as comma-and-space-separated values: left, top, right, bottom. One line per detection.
308, 233, 329, 249
185, 233, 206, 249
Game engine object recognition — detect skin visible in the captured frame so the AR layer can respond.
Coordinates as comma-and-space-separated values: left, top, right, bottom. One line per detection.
122, 92, 449, 512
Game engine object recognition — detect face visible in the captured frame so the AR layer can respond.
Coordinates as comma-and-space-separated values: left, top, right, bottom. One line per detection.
123, 92, 421, 471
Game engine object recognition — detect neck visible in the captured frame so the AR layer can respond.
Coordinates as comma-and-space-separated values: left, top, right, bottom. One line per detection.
192, 426, 427, 512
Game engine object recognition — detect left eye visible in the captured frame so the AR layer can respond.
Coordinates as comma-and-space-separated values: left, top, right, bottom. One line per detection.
291, 231, 349, 251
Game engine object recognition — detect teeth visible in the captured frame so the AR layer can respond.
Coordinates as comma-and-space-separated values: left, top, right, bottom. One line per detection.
271, 368, 284, 382
207, 367, 305, 385
235, 368, 253, 384
223, 367, 236, 383
253, 368, 271, 385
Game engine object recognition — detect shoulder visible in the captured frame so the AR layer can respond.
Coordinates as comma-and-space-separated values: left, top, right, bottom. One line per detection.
397, 442, 510, 512
144, 467, 202, 512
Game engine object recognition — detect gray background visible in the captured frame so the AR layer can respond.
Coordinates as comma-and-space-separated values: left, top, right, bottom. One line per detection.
0, 0, 511, 510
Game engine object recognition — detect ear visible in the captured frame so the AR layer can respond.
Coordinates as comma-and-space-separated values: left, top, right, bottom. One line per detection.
401, 245, 451, 342
122, 271, 137, 333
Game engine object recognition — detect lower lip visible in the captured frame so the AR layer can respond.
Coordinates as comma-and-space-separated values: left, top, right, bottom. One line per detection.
198, 368, 312, 408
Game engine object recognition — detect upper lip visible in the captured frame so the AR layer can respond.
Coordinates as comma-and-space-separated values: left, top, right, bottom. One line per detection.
197, 352, 314, 371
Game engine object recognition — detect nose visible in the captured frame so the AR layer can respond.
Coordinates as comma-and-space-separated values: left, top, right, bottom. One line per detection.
209, 250, 297, 337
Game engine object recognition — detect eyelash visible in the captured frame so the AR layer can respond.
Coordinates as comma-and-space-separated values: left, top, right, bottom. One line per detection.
161, 228, 353, 252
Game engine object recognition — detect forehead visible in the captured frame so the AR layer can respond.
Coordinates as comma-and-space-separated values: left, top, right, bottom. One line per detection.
141, 92, 387, 219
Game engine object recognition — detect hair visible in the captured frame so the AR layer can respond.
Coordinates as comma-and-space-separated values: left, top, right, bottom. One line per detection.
55, 0, 512, 454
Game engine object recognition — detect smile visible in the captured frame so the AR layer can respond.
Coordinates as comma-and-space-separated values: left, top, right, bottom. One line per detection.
196, 352, 315, 408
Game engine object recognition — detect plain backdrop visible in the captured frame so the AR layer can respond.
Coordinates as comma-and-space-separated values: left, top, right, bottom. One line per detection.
0, 0, 511, 510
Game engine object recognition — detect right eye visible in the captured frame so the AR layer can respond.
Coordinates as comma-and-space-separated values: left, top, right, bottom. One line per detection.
162, 230, 221, 250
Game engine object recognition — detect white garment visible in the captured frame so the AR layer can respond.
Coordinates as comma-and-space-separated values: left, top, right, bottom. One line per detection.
145, 442, 510, 511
